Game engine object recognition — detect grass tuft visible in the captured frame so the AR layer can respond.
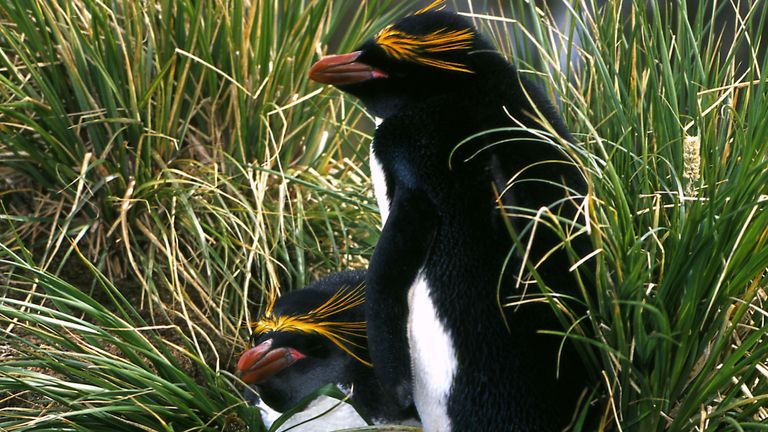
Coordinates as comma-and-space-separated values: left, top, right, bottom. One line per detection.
1, 0, 767, 430
470, 0, 768, 429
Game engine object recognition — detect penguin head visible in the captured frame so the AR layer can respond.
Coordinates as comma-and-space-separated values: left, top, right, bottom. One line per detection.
235, 271, 369, 412
309, 1, 498, 118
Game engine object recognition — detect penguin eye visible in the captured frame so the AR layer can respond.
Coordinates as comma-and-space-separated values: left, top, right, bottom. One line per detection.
289, 334, 327, 356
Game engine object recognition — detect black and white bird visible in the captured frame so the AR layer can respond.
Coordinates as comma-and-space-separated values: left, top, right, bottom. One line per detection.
309, 2, 589, 431
236, 270, 419, 431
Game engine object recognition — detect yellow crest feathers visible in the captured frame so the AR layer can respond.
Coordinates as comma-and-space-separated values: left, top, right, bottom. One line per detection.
248, 283, 372, 367
374, 26, 475, 73
415, 0, 446, 15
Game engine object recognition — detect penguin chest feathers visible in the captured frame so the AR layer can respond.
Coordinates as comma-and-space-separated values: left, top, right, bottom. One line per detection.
369, 143, 391, 225
408, 272, 458, 432
252, 387, 367, 432
369, 116, 460, 432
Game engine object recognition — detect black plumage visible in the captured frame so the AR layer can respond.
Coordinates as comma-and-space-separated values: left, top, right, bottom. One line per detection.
309, 4, 589, 432
236, 270, 418, 430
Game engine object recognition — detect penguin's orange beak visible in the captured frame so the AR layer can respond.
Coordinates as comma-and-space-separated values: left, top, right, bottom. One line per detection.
235, 339, 306, 385
309, 51, 388, 86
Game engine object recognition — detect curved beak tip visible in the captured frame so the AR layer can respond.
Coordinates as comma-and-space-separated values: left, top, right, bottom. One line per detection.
235, 340, 305, 385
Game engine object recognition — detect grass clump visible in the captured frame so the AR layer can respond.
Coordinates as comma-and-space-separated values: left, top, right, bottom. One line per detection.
1, 0, 767, 431
478, 0, 768, 429
1, 0, 403, 430
0, 243, 261, 431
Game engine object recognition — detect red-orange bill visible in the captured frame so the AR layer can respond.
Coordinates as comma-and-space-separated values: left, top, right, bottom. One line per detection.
309, 51, 387, 86
236, 339, 306, 385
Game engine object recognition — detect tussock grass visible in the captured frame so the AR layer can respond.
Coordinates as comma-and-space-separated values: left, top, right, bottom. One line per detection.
1, 243, 260, 431
1, 0, 402, 430
0, 0, 394, 281
1, 0, 767, 430
470, 0, 768, 429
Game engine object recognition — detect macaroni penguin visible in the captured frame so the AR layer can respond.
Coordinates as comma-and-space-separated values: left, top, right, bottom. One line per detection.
237, 270, 419, 430
309, 3, 589, 430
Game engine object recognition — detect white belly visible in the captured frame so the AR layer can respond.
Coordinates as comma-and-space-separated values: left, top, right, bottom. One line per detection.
408, 271, 457, 432
256, 394, 367, 432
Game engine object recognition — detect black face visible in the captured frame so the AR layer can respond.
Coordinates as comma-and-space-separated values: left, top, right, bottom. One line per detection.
235, 270, 369, 412
250, 331, 351, 411
309, 10, 496, 118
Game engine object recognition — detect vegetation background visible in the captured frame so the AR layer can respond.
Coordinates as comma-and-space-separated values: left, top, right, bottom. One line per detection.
1, 0, 767, 431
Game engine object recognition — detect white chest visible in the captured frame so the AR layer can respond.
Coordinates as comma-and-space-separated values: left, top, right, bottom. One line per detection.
255, 393, 367, 432
407, 272, 457, 432
370, 117, 391, 225
369, 145, 390, 225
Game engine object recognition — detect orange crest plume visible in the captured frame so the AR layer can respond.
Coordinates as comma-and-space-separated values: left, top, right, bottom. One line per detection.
415, 0, 446, 14
248, 282, 372, 367
374, 25, 475, 73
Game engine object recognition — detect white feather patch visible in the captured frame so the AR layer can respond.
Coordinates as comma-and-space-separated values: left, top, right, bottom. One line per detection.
408, 271, 457, 432
370, 144, 391, 225
256, 394, 367, 432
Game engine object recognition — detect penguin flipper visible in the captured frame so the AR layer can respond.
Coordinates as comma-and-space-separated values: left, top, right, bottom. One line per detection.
366, 186, 438, 409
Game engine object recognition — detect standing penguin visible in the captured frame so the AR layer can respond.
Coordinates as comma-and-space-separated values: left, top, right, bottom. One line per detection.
309, 2, 589, 431
236, 270, 419, 431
